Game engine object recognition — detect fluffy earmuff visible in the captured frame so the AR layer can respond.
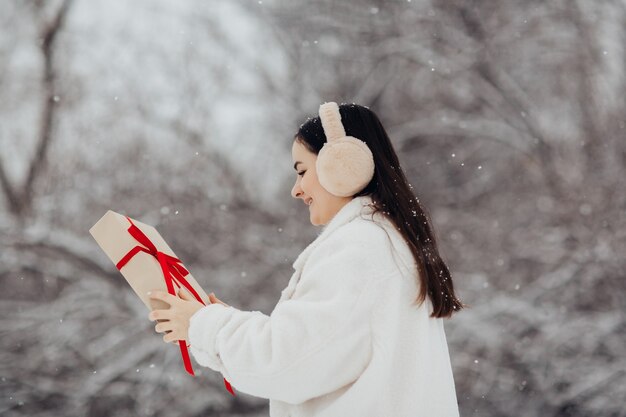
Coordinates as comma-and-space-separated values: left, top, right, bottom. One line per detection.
316, 102, 375, 197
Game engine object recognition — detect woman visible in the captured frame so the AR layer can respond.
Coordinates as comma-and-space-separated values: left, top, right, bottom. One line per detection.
148, 102, 465, 416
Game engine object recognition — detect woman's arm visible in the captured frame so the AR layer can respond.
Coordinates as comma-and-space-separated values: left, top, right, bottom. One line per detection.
188, 231, 388, 404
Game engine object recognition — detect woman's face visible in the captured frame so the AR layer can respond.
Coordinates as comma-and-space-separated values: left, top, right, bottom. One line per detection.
291, 139, 352, 226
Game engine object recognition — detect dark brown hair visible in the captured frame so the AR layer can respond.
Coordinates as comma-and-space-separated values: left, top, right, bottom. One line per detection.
294, 103, 467, 318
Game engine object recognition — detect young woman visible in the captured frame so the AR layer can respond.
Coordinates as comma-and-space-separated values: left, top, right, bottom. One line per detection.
148, 102, 465, 417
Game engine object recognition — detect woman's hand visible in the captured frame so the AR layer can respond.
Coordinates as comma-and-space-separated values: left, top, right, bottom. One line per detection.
148, 289, 206, 344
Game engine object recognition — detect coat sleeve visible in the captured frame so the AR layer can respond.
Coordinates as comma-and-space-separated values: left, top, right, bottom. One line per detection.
188, 231, 388, 404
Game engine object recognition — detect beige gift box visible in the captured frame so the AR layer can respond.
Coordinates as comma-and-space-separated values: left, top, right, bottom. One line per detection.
89, 210, 237, 395
89, 210, 209, 312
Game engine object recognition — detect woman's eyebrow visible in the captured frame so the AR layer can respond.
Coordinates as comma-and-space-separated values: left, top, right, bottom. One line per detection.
293, 161, 303, 170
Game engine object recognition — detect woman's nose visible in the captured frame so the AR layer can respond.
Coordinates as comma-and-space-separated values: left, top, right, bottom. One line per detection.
291, 182, 302, 199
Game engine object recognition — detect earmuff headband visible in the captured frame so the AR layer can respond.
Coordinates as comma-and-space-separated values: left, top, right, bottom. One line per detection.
319, 102, 346, 142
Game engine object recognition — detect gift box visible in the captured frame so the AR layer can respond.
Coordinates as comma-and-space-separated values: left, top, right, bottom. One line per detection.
89, 210, 235, 396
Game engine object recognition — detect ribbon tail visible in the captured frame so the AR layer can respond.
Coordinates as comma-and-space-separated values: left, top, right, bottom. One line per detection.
157, 254, 177, 296
180, 342, 236, 396
119, 219, 232, 392
224, 378, 235, 396
178, 341, 195, 376
169, 268, 206, 306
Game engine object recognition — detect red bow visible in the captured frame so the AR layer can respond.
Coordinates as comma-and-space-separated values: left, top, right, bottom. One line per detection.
116, 216, 235, 396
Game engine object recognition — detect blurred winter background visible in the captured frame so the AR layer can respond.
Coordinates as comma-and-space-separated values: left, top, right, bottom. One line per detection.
1, 0, 624, 416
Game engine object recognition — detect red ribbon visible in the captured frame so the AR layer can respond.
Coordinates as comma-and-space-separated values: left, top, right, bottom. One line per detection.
116, 216, 235, 396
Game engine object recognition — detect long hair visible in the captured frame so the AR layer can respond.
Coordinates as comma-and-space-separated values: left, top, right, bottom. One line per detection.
294, 103, 467, 318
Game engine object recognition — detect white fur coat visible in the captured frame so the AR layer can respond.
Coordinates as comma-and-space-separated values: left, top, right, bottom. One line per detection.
188, 195, 460, 416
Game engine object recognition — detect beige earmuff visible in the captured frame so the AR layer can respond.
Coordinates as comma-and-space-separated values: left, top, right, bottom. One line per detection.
316, 102, 375, 197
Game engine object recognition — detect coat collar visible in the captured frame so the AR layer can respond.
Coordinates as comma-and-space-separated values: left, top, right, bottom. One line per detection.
292, 195, 377, 272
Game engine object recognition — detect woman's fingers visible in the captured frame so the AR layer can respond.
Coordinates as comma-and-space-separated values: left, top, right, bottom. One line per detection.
148, 290, 179, 307
163, 331, 180, 344
148, 308, 173, 322
154, 319, 180, 343
155, 320, 173, 334
209, 292, 229, 307
178, 288, 193, 300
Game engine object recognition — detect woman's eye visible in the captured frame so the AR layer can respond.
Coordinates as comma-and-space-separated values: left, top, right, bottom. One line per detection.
297, 171, 306, 177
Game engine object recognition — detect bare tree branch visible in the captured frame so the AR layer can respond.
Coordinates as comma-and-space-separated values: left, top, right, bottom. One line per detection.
1, 0, 74, 218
